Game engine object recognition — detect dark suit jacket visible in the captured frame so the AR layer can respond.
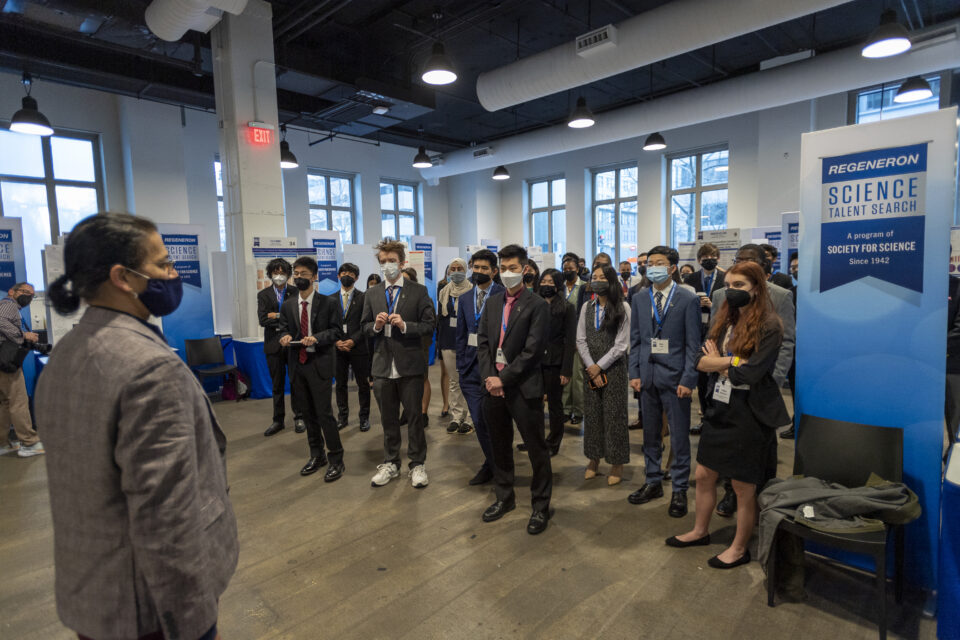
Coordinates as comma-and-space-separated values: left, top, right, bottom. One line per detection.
333, 287, 367, 355
455, 282, 504, 380
684, 269, 725, 299
949, 276, 960, 374
277, 291, 342, 376
258, 285, 294, 354
628, 283, 701, 390
477, 287, 550, 400
542, 297, 576, 378
361, 279, 436, 378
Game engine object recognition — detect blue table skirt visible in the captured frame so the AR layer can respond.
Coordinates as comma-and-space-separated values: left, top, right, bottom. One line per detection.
229, 339, 288, 400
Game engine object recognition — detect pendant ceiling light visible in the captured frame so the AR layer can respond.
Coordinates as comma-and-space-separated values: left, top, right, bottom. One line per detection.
643, 132, 666, 151
893, 76, 933, 103
9, 72, 53, 136
279, 125, 298, 169
492, 165, 510, 181
861, 9, 911, 58
567, 96, 595, 129
422, 13, 457, 86
412, 146, 433, 169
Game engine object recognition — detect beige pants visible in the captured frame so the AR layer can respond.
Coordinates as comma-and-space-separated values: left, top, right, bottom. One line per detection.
440, 349, 469, 425
0, 369, 38, 447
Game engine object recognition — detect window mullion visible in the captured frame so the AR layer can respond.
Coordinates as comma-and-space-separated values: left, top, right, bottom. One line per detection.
41, 136, 61, 240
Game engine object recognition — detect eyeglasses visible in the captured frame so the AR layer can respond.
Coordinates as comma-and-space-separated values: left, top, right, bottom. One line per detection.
157, 259, 177, 274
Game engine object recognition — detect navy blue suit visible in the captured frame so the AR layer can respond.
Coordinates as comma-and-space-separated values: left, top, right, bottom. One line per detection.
629, 282, 701, 490
456, 282, 504, 471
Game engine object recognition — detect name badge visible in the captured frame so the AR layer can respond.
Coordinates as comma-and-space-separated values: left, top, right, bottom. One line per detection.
384, 325, 392, 338
342, 324, 348, 334
701, 311, 710, 324
496, 348, 507, 365
449, 317, 457, 328
468, 333, 478, 347
713, 376, 732, 404
651, 338, 669, 354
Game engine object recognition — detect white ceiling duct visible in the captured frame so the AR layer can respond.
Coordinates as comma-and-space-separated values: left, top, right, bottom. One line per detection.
476, 0, 854, 112
424, 25, 960, 180
145, 0, 249, 42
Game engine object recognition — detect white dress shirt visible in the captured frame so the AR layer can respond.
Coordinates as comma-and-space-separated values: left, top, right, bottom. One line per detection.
374, 275, 406, 379
296, 291, 316, 352
576, 300, 631, 371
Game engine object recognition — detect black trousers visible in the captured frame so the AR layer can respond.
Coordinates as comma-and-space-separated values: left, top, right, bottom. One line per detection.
290, 353, 343, 463
335, 349, 371, 422
373, 375, 426, 468
266, 348, 301, 423
485, 388, 552, 512
543, 365, 565, 451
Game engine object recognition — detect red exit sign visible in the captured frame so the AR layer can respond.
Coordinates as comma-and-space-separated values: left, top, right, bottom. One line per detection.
246, 123, 274, 146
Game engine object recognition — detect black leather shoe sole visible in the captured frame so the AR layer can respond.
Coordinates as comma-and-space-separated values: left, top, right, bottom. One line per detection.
446, 422, 460, 433
336, 422, 348, 431
264, 424, 284, 437
779, 428, 795, 440
668, 502, 689, 518
690, 424, 702, 435
708, 550, 751, 569
527, 508, 553, 535
324, 464, 345, 482
482, 500, 516, 522
300, 458, 328, 476
665, 534, 711, 548
627, 485, 664, 505
628, 421, 643, 430
359, 422, 371, 432
294, 421, 306, 434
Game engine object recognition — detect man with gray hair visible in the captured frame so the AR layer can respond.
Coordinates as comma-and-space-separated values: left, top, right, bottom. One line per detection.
0, 282, 44, 457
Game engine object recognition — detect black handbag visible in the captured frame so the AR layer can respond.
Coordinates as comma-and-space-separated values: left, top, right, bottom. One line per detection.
0, 339, 29, 373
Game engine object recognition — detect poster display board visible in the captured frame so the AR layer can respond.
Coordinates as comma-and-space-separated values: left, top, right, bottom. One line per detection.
480, 238, 500, 253
781, 212, 799, 274
157, 224, 214, 359
304, 230, 342, 296
697, 228, 740, 269
677, 242, 697, 271
797, 107, 957, 588
949, 226, 960, 275
411, 235, 436, 282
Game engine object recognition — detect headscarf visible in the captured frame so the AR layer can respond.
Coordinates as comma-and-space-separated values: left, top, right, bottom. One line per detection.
438, 257, 473, 316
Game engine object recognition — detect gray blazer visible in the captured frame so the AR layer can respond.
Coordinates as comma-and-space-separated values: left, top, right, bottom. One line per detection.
35, 307, 238, 640
361, 279, 436, 378
710, 280, 795, 387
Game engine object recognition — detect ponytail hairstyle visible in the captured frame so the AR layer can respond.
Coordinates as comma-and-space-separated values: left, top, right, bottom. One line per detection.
47, 213, 157, 315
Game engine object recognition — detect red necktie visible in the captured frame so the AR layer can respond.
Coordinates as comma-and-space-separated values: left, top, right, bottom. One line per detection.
299, 300, 308, 364
496, 296, 516, 372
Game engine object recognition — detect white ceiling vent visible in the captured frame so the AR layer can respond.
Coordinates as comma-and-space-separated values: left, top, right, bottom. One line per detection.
576, 25, 618, 57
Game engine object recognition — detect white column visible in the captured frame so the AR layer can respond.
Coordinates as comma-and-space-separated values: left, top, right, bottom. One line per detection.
211, 0, 284, 338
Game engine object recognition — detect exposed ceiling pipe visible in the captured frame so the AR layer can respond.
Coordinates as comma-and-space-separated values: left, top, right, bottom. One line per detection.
423, 24, 960, 180
476, 0, 855, 112
145, 0, 248, 42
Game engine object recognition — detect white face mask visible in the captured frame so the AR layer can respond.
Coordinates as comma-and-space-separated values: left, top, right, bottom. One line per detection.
500, 270, 524, 289
272, 274, 288, 287
381, 262, 401, 281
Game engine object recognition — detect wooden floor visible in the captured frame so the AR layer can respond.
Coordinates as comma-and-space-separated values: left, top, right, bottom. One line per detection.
0, 366, 937, 640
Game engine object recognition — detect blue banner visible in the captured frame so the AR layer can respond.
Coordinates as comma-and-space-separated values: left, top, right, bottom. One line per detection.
0, 229, 15, 292
414, 242, 433, 281
313, 238, 339, 295
162, 233, 201, 288
764, 231, 782, 272
820, 143, 927, 293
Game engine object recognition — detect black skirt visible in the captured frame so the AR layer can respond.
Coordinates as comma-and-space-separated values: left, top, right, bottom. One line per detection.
697, 387, 776, 486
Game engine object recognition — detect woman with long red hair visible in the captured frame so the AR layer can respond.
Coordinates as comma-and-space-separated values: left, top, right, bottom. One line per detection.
665, 261, 789, 568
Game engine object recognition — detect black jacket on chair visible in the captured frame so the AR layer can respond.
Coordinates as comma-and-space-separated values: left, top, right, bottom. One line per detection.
333, 288, 368, 356
277, 291, 342, 374
361, 279, 436, 378
542, 298, 576, 378
477, 288, 550, 400
257, 285, 295, 355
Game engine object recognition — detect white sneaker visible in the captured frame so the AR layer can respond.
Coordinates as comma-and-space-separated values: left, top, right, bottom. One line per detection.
410, 464, 429, 489
371, 462, 399, 487
17, 441, 45, 458
0, 442, 20, 456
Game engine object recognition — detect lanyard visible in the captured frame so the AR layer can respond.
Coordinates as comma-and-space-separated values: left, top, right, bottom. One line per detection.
704, 271, 714, 296
565, 283, 578, 301
385, 286, 398, 314
475, 288, 488, 325
594, 302, 605, 330
339, 288, 354, 318
650, 284, 678, 336
275, 285, 286, 306
449, 295, 459, 317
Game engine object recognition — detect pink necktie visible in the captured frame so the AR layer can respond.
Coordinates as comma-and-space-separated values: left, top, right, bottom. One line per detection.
299, 301, 308, 364
496, 296, 516, 372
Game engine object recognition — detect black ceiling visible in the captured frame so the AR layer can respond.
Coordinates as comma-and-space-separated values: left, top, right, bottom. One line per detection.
1, 0, 958, 152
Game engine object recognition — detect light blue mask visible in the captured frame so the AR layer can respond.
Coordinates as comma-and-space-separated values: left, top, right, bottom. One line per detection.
647, 266, 671, 284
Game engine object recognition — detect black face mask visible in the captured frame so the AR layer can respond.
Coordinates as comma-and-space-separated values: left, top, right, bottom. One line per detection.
638, 265, 647, 276
590, 281, 610, 296
700, 258, 718, 271
523, 273, 535, 284
16, 294, 33, 308
790, 270, 798, 279
339, 275, 356, 288
725, 288, 752, 308
472, 272, 491, 285
294, 277, 313, 291
620, 271, 632, 281
563, 270, 578, 283
539, 285, 557, 298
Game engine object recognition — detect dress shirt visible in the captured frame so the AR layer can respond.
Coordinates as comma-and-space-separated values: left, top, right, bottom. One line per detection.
296, 292, 316, 352
576, 300, 631, 371
0, 297, 25, 344
649, 280, 676, 318
374, 275, 406, 379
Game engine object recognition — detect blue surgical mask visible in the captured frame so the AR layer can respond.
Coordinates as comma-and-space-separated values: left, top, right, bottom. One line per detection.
127, 269, 183, 317
449, 271, 466, 284
646, 266, 670, 284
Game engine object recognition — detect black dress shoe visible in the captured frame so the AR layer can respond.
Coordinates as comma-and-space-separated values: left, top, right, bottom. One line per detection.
668, 490, 688, 518
516, 443, 528, 452
294, 419, 306, 434
527, 509, 551, 535
359, 419, 371, 432
264, 422, 284, 437
482, 497, 516, 522
336, 420, 348, 431
423, 415, 429, 428
665, 533, 711, 548
779, 426, 796, 440
440, 410, 450, 418
549, 447, 560, 457
447, 421, 460, 433
399, 414, 408, 426
300, 456, 328, 476
716, 488, 737, 517
324, 463, 345, 482
469, 467, 494, 486
690, 423, 703, 435
570, 414, 583, 425
628, 483, 664, 505
708, 549, 751, 569
628, 420, 643, 431
457, 422, 474, 435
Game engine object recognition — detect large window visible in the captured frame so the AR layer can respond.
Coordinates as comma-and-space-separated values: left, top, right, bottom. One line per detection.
591, 165, 637, 264
529, 176, 566, 256
213, 160, 226, 251
854, 74, 942, 124
0, 128, 104, 288
380, 180, 418, 245
668, 147, 728, 249
309, 170, 356, 244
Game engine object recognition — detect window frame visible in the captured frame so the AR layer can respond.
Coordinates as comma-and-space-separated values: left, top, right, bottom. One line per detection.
528, 175, 566, 255
666, 144, 729, 248
213, 158, 226, 252
379, 178, 420, 243
308, 168, 357, 244
847, 71, 951, 125
590, 162, 638, 264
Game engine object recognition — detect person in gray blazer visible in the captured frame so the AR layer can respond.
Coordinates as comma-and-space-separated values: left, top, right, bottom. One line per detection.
628, 246, 702, 518
362, 239, 436, 489
36, 213, 237, 640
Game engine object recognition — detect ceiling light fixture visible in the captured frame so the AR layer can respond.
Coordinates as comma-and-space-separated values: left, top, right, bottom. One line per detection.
893, 76, 933, 103
279, 125, 298, 169
567, 96, 595, 129
492, 165, 510, 180
643, 132, 666, 151
422, 11, 457, 86
861, 9, 912, 58
372, 105, 390, 115
412, 146, 433, 169
9, 72, 53, 136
